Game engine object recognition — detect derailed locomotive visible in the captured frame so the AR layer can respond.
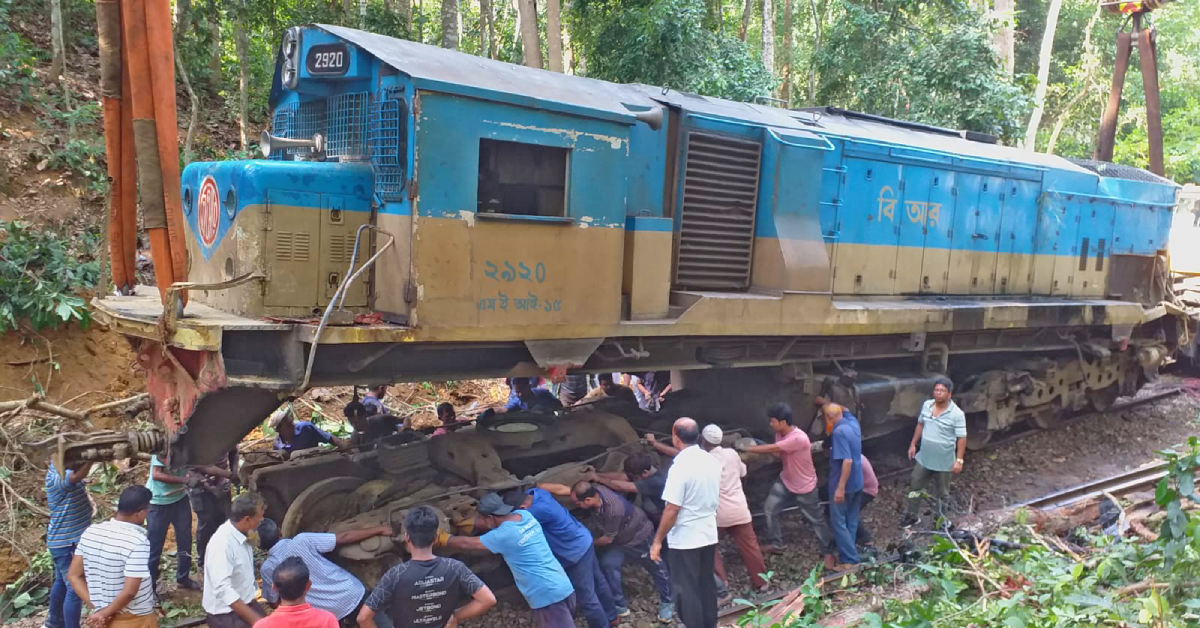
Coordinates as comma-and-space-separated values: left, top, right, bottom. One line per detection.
92, 24, 1185, 474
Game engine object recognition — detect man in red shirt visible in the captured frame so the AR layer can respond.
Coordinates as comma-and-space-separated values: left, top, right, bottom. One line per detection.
739, 403, 836, 569
254, 557, 337, 628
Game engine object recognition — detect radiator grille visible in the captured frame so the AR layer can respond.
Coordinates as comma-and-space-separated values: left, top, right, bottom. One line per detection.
275, 231, 311, 262
674, 131, 762, 290
325, 92, 370, 159
370, 88, 406, 202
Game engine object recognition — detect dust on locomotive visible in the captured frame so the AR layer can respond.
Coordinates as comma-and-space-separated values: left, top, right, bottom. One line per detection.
177, 23, 1181, 450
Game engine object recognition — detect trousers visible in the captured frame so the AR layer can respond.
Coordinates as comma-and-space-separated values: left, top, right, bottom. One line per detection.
828, 490, 863, 564
712, 522, 769, 589
532, 593, 577, 628
108, 612, 157, 628
205, 601, 266, 628
667, 544, 717, 628
48, 544, 82, 628
146, 498, 193, 586
598, 537, 673, 607
763, 478, 835, 555
561, 546, 617, 628
190, 487, 230, 567
906, 463, 952, 517
856, 494, 875, 546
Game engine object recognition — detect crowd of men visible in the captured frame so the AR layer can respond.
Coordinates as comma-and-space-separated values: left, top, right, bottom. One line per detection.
44, 376, 967, 628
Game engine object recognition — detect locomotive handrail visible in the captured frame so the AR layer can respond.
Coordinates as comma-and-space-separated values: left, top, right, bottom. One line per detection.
766, 127, 836, 152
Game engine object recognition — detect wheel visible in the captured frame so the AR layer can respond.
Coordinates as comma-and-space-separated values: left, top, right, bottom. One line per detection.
280, 476, 366, 537
965, 413, 992, 450
1030, 407, 1063, 430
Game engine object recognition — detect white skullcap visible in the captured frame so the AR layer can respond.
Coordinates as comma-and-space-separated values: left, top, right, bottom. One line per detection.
702, 424, 723, 445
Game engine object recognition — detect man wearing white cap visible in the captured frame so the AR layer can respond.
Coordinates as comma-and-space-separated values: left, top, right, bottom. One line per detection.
646, 424, 768, 594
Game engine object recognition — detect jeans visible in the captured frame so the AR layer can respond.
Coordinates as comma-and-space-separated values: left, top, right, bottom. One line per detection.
712, 522, 769, 589
47, 544, 82, 628
598, 538, 673, 607
560, 547, 617, 628
906, 463, 952, 518
667, 544, 717, 628
147, 498, 193, 586
828, 490, 863, 564
857, 494, 874, 546
763, 479, 835, 555
189, 487, 229, 567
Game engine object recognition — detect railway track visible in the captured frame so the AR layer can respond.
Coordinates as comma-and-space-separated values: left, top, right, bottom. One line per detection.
1017, 461, 1170, 510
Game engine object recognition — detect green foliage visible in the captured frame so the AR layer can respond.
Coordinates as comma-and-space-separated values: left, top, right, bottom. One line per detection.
566, 0, 773, 102
0, 549, 52, 623
813, 0, 1031, 141
1154, 436, 1200, 569
0, 220, 99, 332
0, 0, 42, 109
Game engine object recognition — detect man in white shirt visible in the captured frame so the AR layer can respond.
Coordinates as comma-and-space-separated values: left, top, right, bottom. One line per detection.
203, 493, 267, 628
67, 486, 157, 628
649, 418, 720, 628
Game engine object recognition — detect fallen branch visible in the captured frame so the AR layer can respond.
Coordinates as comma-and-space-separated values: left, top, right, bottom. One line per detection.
0, 392, 150, 424
1116, 579, 1168, 597
0, 473, 49, 517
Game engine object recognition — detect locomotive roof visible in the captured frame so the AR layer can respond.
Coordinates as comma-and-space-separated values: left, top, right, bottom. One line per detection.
316, 25, 1173, 190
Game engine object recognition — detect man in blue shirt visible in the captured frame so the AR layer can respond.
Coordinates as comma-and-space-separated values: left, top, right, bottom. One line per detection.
825, 404, 864, 567
503, 377, 563, 413
271, 407, 348, 454
507, 487, 618, 628
45, 460, 93, 628
444, 493, 576, 628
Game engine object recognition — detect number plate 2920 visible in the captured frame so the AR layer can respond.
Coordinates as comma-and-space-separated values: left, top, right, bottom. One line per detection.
306, 43, 350, 76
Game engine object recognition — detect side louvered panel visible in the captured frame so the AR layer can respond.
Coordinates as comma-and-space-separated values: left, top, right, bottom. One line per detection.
674, 131, 761, 290
276, 232, 294, 262
327, 233, 351, 264
291, 233, 312, 262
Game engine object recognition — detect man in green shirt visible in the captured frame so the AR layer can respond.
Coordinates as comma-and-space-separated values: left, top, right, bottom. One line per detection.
902, 377, 967, 527
145, 455, 200, 592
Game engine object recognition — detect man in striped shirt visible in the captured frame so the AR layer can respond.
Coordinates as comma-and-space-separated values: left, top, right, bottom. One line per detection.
46, 461, 94, 628
67, 486, 157, 628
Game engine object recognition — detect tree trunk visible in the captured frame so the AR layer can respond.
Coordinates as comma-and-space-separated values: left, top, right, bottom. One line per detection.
342, 0, 353, 22
1046, 5, 1102, 155
50, 0, 65, 80
761, 0, 774, 75
992, 0, 1014, 76
807, 0, 820, 103
780, 0, 793, 104
398, 0, 412, 32
546, 0, 563, 72
235, 15, 250, 150
174, 0, 199, 163
208, 16, 222, 90
480, 0, 496, 57
739, 0, 752, 40
1022, 0, 1063, 150
517, 0, 542, 69
441, 0, 460, 48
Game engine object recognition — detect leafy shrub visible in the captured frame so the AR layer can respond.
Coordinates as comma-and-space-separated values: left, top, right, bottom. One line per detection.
0, 220, 99, 332
0, 0, 41, 109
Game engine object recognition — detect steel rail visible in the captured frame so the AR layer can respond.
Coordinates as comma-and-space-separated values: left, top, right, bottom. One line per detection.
1018, 462, 1170, 510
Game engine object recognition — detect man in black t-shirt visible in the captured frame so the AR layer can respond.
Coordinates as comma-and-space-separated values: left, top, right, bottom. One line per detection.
357, 506, 496, 628
594, 453, 668, 523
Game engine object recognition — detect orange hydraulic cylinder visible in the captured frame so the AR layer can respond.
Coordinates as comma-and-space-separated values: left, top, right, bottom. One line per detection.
143, 0, 188, 303
120, 0, 175, 301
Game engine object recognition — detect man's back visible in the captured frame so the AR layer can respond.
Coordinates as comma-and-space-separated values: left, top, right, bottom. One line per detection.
591, 485, 652, 546
261, 534, 362, 620
253, 604, 338, 628
76, 520, 156, 615
524, 489, 592, 563
662, 445, 720, 550
46, 465, 92, 549
709, 446, 751, 527
479, 511, 573, 609
367, 557, 484, 628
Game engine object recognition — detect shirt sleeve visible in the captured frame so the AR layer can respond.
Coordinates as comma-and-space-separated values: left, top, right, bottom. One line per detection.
365, 567, 402, 612
733, 451, 747, 478
952, 409, 968, 438
479, 527, 507, 555
298, 532, 338, 554
209, 538, 245, 609
124, 536, 152, 579
660, 468, 685, 508
260, 560, 280, 604
312, 424, 335, 444
918, 401, 933, 424
505, 398, 523, 411
454, 561, 485, 597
